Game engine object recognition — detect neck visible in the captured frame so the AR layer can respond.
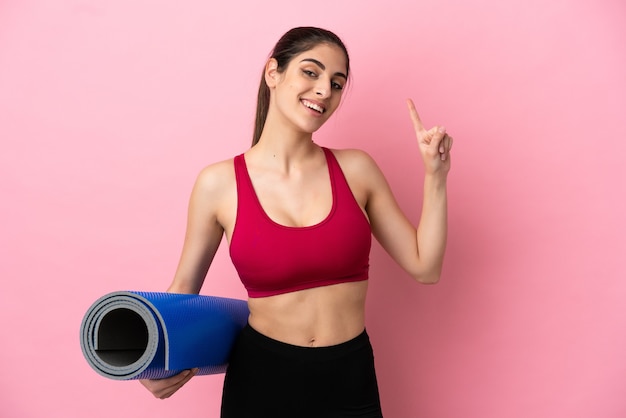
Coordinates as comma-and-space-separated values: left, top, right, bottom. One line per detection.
253, 112, 319, 166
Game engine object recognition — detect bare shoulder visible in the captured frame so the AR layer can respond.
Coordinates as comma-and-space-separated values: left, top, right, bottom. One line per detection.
188, 157, 238, 232
326, 148, 390, 209
328, 148, 385, 183
194, 157, 236, 195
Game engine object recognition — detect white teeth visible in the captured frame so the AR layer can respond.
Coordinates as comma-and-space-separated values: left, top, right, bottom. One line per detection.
302, 100, 324, 113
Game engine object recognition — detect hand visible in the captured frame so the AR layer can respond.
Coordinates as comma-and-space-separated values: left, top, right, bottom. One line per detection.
139, 368, 198, 399
407, 99, 453, 175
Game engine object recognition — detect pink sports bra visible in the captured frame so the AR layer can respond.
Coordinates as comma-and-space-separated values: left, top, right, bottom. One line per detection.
229, 147, 371, 298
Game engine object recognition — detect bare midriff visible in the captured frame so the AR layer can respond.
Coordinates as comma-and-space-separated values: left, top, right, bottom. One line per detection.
247, 280, 368, 347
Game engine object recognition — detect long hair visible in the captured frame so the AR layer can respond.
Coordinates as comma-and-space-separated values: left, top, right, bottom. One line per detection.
251, 27, 350, 146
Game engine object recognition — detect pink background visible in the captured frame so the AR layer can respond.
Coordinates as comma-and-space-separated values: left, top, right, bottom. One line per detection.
1, 0, 625, 417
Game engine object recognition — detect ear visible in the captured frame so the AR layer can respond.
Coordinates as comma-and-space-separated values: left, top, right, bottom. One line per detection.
264, 58, 280, 88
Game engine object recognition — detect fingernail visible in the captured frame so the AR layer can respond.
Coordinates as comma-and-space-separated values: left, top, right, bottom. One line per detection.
438, 126, 446, 133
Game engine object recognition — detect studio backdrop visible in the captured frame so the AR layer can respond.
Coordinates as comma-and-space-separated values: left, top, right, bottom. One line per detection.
1, 1, 625, 417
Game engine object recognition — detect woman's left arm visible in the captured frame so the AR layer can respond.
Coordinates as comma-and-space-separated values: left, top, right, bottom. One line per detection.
362, 99, 453, 284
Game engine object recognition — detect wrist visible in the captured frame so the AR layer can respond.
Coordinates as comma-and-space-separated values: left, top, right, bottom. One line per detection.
424, 172, 448, 189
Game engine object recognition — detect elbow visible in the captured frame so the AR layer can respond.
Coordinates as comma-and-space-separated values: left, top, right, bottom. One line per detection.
412, 268, 442, 285
416, 275, 441, 285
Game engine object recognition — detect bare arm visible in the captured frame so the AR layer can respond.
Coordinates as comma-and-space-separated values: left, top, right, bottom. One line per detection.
166, 164, 228, 294
362, 99, 453, 284
141, 161, 233, 398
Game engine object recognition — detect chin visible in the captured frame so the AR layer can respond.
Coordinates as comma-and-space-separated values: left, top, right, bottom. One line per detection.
294, 119, 327, 135
304, 124, 326, 134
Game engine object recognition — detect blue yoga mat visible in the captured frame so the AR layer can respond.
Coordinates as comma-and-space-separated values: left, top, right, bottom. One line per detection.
80, 291, 249, 380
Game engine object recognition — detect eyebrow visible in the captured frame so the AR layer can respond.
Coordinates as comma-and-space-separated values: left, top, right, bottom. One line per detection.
300, 58, 347, 80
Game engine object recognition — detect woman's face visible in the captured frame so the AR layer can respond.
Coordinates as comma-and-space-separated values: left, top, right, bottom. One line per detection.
268, 43, 348, 134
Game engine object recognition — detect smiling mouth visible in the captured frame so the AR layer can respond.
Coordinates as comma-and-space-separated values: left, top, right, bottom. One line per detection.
301, 99, 325, 114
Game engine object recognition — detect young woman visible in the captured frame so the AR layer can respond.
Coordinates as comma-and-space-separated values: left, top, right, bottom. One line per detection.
141, 27, 453, 417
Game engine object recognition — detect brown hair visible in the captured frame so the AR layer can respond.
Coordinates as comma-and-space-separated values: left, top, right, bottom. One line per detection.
251, 27, 350, 146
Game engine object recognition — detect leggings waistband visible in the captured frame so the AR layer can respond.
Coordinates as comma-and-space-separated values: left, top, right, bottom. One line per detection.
239, 323, 371, 361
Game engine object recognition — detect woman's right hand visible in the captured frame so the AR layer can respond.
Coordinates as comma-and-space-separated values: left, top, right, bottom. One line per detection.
140, 368, 199, 399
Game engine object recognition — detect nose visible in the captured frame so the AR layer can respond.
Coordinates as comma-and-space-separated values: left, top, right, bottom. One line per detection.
315, 80, 331, 98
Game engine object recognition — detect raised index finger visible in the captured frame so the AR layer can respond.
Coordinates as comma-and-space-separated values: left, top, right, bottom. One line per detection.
406, 98, 426, 133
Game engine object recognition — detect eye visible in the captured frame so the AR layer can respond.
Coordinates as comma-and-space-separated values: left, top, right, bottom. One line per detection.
331, 81, 344, 90
302, 69, 317, 78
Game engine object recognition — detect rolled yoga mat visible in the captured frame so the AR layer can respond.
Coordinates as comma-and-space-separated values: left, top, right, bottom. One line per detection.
80, 291, 249, 380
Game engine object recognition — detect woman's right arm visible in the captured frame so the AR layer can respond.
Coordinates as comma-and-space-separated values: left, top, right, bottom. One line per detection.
167, 164, 228, 294
140, 162, 231, 398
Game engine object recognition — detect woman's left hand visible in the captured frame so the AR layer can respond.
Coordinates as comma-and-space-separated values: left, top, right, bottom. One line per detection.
407, 99, 453, 175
